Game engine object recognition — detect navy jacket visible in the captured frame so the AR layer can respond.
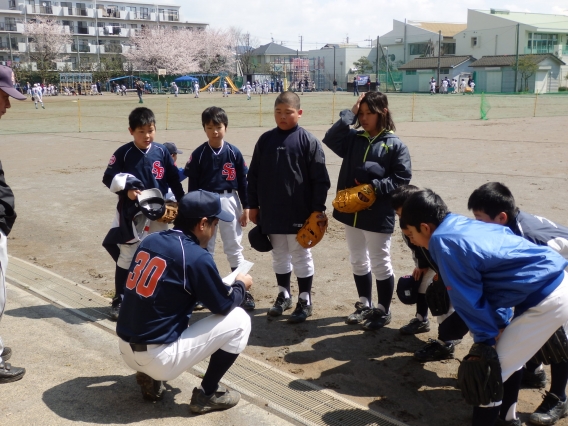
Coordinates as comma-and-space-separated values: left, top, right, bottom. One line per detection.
247, 125, 330, 234
322, 110, 412, 233
0, 161, 16, 236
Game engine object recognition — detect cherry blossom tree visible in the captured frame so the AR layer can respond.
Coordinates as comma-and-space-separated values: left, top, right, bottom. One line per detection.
23, 16, 72, 82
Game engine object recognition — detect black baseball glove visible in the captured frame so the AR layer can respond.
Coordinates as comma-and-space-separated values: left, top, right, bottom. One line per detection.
425, 273, 450, 316
457, 343, 503, 406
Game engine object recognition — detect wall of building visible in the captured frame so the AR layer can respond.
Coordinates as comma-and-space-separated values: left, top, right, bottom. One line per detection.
306, 46, 372, 90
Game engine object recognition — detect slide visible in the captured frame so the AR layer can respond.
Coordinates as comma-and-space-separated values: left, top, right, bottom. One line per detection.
200, 76, 220, 92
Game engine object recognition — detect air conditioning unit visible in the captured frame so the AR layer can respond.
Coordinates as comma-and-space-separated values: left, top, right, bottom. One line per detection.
395, 38, 403, 43
554, 44, 563, 57
471, 37, 479, 47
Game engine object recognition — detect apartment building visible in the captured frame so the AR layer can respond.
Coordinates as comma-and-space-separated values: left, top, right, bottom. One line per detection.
0, 0, 207, 68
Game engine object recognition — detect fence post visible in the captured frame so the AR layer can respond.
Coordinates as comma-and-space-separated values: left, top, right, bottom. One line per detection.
331, 92, 336, 124
411, 93, 415, 122
77, 98, 82, 133
259, 94, 262, 127
533, 93, 538, 117
166, 96, 170, 130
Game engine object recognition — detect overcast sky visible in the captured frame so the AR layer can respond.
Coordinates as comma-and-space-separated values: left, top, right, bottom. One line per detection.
175, 1, 568, 50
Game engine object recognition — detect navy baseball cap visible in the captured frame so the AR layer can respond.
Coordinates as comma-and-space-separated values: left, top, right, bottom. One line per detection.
164, 142, 182, 155
178, 190, 234, 222
0, 65, 25, 100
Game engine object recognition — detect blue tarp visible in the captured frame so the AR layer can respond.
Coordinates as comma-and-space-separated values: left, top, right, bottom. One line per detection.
174, 75, 199, 83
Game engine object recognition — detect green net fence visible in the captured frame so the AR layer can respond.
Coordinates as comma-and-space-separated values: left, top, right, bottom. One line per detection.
1, 91, 566, 135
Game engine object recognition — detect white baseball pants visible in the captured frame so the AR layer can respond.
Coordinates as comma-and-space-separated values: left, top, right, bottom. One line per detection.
119, 307, 251, 381
116, 221, 168, 269
207, 192, 244, 269
344, 225, 393, 280
0, 230, 7, 353
269, 234, 314, 278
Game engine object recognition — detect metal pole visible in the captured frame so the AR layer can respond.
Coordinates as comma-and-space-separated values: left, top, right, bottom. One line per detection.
437, 30, 441, 91
533, 93, 538, 117
166, 96, 170, 130
375, 36, 379, 91
94, 0, 100, 69
385, 46, 389, 93
412, 93, 415, 122
333, 46, 336, 80
77, 35, 80, 71
514, 23, 520, 93
259, 93, 262, 127
8, 32, 13, 63
404, 19, 407, 64
77, 98, 82, 132
331, 91, 335, 124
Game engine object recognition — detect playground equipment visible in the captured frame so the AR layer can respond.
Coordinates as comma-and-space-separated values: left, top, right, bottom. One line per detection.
200, 76, 220, 92
199, 75, 240, 93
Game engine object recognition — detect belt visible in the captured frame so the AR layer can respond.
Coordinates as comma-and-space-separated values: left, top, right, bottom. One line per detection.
130, 343, 148, 352
214, 189, 233, 194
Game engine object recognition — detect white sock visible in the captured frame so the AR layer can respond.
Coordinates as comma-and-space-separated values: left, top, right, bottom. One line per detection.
299, 292, 311, 305
359, 296, 370, 307
278, 286, 290, 299
505, 403, 517, 421
416, 313, 425, 322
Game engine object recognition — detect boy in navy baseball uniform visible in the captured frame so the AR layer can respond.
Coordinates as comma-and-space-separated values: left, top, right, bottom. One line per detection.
402, 189, 568, 426
102, 107, 184, 321
117, 190, 252, 414
247, 91, 330, 323
183, 106, 254, 310
468, 182, 568, 425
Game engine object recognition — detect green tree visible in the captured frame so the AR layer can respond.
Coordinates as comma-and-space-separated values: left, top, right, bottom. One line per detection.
513, 55, 540, 92
353, 56, 374, 74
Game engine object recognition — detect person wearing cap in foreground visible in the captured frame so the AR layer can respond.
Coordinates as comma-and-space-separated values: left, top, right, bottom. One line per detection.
0, 64, 27, 383
116, 190, 253, 414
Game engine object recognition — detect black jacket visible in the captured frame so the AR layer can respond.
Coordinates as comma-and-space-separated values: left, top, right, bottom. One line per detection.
247, 125, 330, 234
0, 161, 16, 236
322, 110, 412, 233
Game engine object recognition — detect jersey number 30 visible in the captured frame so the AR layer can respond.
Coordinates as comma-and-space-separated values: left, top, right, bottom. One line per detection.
126, 251, 167, 297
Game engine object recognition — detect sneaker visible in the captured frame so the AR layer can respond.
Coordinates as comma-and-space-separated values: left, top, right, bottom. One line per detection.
1, 347, 12, 362
400, 318, 431, 335
413, 339, 455, 362
189, 385, 241, 414
522, 366, 547, 389
240, 291, 256, 311
288, 299, 313, 324
267, 292, 293, 317
194, 301, 205, 311
346, 302, 373, 324
361, 308, 391, 331
529, 391, 568, 425
135, 371, 165, 401
109, 303, 121, 321
0, 360, 25, 384
495, 418, 522, 426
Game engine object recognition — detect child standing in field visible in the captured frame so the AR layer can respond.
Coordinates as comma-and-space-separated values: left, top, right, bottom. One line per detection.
322, 92, 412, 331
183, 106, 255, 310
102, 107, 184, 321
247, 91, 330, 323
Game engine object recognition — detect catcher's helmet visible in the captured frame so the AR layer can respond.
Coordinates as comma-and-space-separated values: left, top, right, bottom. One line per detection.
248, 225, 272, 252
396, 275, 421, 305
137, 189, 165, 221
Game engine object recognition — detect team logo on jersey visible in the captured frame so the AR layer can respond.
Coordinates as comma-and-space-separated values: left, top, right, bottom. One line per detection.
108, 155, 116, 165
152, 161, 165, 179
222, 163, 236, 181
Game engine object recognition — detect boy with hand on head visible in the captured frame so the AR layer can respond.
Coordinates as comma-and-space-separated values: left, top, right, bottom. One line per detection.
247, 91, 330, 323
183, 106, 255, 311
402, 189, 568, 426
102, 107, 184, 321
468, 182, 568, 426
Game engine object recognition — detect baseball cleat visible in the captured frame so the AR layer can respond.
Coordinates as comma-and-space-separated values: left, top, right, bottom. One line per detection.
346, 302, 373, 324
522, 366, 548, 389
268, 292, 293, 317
529, 391, 568, 425
400, 318, 431, 335
413, 339, 455, 362
109, 303, 121, 321
0, 360, 25, 384
189, 385, 240, 414
361, 308, 391, 331
194, 301, 205, 311
288, 299, 312, 323
495, 418, 522, 426
240, 291, 256, 311
1, 347, 12, 362
136, 371, 165, 401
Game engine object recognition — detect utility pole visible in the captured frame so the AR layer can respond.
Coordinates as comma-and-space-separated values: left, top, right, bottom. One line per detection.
333, 46, 336, 80
8, 32, 13, 63
385, 46, 389, 92
436, 30, 441, 90
94, 0, 100, 69
77, 35, 80, 71
375, 35, 379, 91
514, 23, 520, 93
364, 36, 372, 48
299, 35, 302, 52
404, 19, 407, 63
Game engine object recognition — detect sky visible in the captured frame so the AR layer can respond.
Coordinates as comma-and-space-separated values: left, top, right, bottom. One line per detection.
172, 0, 568, 50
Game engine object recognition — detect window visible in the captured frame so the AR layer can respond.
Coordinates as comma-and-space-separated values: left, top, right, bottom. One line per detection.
409, 43, 429, 56
130, 24, 137, 28
140, 7, 148, 19
129, 6, 137, 12
5, 17, 16, 32
406, 70, 417, 75
440, 68, 450, 74
527, 33, 558, 54
471, 37, 478, 47
442, 43, 456, 55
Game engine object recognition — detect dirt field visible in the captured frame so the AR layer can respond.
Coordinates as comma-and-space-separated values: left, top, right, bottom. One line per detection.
1, 92, 567, 425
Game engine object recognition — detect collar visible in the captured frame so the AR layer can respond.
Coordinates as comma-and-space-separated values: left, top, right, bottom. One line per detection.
172, 228, 201, 245
276, 125, 299, 135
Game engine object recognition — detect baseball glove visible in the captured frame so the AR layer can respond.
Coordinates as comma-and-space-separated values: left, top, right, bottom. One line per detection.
296, 212, 328, 248
530, 327, 568, 365
332, 184, 376, 214
425, 273, 451, 316
457, 343, 503, 406
156, 202, 178, 224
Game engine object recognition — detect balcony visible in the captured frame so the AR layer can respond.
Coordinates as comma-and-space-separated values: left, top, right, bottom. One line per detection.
159, 13, 179, 22
4, 23, 17, 32
0, 42, 9, 51
8, 0, 16, 9
103, 43, 122, 53
71, 44, 90, 53
27, 5, 54, 14
77, 27, 89, 35
99, 9, 120, 18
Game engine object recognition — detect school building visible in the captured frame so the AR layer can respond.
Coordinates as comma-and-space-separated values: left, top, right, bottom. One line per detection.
398, 55, 475, 92
0, 0, 207, 69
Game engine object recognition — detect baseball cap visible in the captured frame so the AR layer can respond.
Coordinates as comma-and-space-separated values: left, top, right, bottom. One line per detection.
163, 142, 183, 155
0, 65, 26, 100
178, 190, 234, 222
